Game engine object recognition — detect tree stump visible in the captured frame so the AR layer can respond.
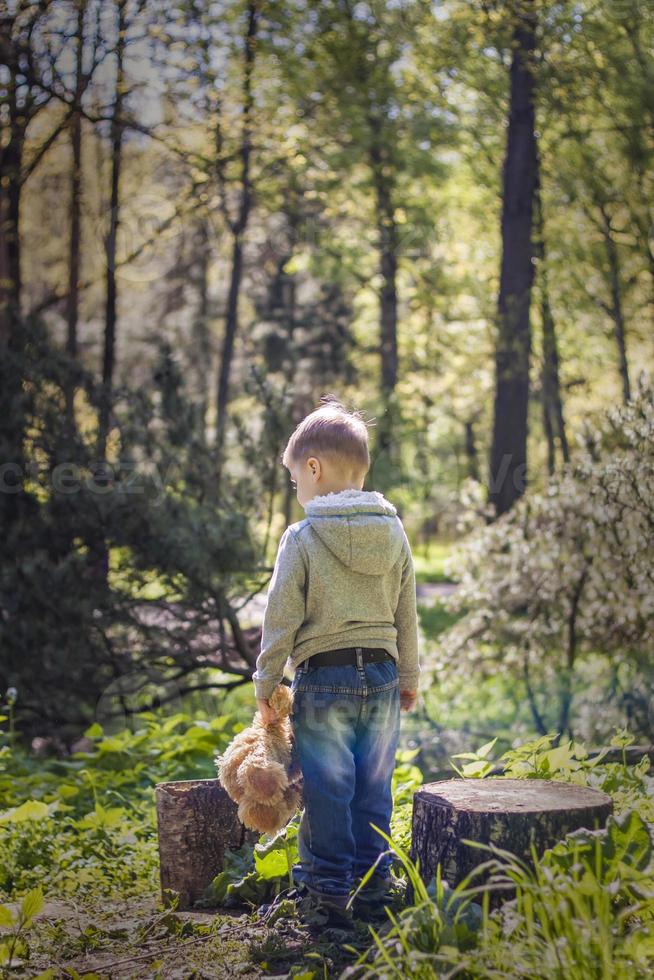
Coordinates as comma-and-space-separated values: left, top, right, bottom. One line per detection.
409, 778, 613, 909
155, 777, 259, 910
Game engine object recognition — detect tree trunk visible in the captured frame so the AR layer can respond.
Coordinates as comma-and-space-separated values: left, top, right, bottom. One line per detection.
65, 0, 86, 431
464, 418, 480, 482
214, 0, 258, 479
410, 778, 613, 910
190, 218, 212, 446
369, 132, 399, 399
554, 566, 588, 746
368, 123, 399, 467
0, 15, 28, 529
155, 778, 259, 910
533, 152, 568, 473
97, 0, 127, 462
598, 202, 631, 404
488, 0, 538, 517
90, 0, 127, 586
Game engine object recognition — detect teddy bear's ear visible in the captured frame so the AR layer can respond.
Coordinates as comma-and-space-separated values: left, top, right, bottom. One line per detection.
268, 683, 293, 717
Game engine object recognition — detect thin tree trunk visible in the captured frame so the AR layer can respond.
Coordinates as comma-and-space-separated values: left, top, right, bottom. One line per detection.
533, 153, 568, 473
97, 0, 127, 461
598, 202, 631, 404
464, 418, 480, 482
89, 0, 126, 584
489, 0, 538, 517
65, 0, 86, 431
369, 133, 399, 396
554, 567, 588, 747
0, 110, 22, 333
523, 648, 547, 735
214, 0, 258, 479
368, 122, 399, 465
190, 218, 212, 446
0, 17, 28, 525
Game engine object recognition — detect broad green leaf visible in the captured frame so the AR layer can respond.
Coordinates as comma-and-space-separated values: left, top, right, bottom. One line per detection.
0, 905, 14, 927
254, 848, 289, 880
21, 886, 44, 921
460, 760, 493, 778
543, 745, 575, 772
0, 799, 50, 824
476, 737, 498, 759
77, 804, 126, 830
255, 822, 298, 857
57, 784, 80, 799
587, 746, 612, 766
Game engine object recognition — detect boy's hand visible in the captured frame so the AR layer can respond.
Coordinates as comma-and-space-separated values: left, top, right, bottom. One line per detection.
400, 689, 417, 712
256, 697, 280, 725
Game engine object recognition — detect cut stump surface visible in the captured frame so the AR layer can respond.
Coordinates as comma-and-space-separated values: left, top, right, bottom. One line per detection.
410, 778, 613, 908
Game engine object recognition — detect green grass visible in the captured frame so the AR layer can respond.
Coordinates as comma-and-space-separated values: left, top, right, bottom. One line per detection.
418, 601, 462, 640
412, 541, 457, 584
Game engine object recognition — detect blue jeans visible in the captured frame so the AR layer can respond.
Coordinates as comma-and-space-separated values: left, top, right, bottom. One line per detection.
289, 654, 400, 901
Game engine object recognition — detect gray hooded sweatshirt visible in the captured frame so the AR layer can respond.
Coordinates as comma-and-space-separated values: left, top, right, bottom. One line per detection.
252, 488, 421, 700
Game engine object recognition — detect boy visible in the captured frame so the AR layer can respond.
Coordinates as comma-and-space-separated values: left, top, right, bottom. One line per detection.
252, 396, 420, 926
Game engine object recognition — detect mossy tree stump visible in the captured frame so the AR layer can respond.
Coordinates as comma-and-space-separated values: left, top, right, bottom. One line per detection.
409, 778, 613, 909
155, 778, 258, 910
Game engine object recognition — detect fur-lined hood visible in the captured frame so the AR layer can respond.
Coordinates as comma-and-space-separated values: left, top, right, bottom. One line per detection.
302, 488, 404, 577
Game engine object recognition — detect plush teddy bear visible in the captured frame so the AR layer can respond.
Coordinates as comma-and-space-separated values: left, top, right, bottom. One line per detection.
215, 683, 303, 835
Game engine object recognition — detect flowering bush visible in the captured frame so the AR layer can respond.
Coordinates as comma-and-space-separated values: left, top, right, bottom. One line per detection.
437, 376, 654, 741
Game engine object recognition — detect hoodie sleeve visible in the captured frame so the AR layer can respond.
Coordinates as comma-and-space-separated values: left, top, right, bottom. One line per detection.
395, 534, 421, 691
252, 527, 307, 701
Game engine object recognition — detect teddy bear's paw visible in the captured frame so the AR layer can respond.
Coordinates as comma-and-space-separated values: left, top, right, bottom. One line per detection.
239, 760, 288, 803
239, 799, 292, 835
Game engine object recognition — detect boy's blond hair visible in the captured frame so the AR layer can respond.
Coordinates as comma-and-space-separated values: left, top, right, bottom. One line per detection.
282, 394, 371, 480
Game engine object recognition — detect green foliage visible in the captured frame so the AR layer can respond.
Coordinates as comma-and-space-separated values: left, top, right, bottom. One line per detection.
0, 317, 265, 745
1, 714, 654, 977
343, 727, 654, 979
389, 748, 425, 853
448, 727, 654, 826
544, 809, 653, 896
440, 383, 654, 743
450, 736, 500, 778
342, 826, 483, 978
198, 815, 301, 909
417, 601, 463, 642
447, 811, 654, 978
0, 886, 44, 970
0, 711, 239, 902
412, 543, 456, 585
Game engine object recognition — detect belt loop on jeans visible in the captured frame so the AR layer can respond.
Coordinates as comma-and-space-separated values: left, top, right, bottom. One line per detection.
355, 646, 363, 669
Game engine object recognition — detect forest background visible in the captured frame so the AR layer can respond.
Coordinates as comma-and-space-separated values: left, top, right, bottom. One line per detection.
1, 0, 653, 761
